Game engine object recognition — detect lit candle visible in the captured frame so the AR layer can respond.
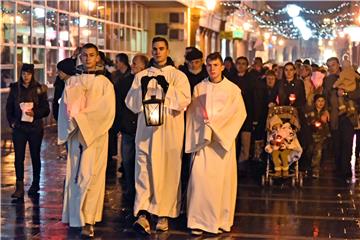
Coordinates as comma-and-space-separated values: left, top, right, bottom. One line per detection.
289, 93, 296, 102
314, 121, 321, 128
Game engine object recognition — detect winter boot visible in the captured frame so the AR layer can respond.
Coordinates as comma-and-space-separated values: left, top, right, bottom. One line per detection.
11, 181, 24, 198
28, 182, 40, 196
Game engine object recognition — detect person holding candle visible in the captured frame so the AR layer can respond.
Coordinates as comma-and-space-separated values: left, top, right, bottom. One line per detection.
185, 52, 246, 235
6, 63, 50, 198
125, 37, 191, 234
57, 43, 115, 237
304, 94, 330, 178
269, 62, 310, 173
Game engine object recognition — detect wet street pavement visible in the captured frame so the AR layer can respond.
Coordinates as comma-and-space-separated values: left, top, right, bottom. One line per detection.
1, 126, 360, 239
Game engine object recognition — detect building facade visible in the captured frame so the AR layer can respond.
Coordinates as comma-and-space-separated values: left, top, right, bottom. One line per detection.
1, 0, 148, 86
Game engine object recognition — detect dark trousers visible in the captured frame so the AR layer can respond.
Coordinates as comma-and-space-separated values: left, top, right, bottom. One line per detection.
12, 127, 44, 183
108, 128, 118, 159
338, 116, 355, 177
355, 129, 360, 158
121, 133, 136, 204
298, 124, 312, 172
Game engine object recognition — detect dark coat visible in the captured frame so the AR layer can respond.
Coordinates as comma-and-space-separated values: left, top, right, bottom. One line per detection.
180, 64, 208, 95
52, 76, 65, 121
6, 81, 50, 131
232, 71, 255, 131
116, 73, 138, 135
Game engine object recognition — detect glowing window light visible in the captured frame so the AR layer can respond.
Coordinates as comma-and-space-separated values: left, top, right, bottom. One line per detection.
278, 39, 284, 46
205, 0, 217, 11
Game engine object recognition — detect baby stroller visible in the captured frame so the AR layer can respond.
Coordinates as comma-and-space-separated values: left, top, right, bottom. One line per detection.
261, 105, 303, 187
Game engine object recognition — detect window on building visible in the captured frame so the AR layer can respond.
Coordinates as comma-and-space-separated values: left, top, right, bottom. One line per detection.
98, 22, 105, 49
59, 13, 70, 47
105, 1, 112, 21
113, 1, 119, 23
46, 10, 57, 47
120, 1, 125, 24
98, 1, 105, 19
70, 1, 79, 13
1, 1, 15, 44
88, 20, 97, 45
46, 49, 58, 84
89, 0, 97, 18
59, 0, 69, 12
126, 1, 132, 26
34, 68, 45, 83
1, 69, 14, 88
169, 12, 184, 24
32, 47, 45, 64
1, 46, 15, 65
69, 16, 79, 47
16, 4, 31, 44
169, 29, 184, 41
32, 7, 45, 45
79, 17, 89, 45
17, 46, 31, 65
47, 0, 58, 9
155, 23, 168, 35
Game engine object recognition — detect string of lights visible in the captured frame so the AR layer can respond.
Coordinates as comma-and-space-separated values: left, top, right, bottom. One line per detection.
220, 1, 360, 40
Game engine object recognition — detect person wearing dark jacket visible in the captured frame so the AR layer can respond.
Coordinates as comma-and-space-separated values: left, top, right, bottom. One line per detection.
109, 53, 131, 165
179, 47, 208, 205
270, 62, 310, 172
231, 56, 258, 177
117, 54, 148, 205
52, 58, 76, 121
223, 56, 237, 81
6, 63, 50, 198
180, 47, 208, 95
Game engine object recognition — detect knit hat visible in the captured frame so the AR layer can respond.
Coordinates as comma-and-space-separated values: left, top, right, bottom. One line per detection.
269, 115, 283, 129
185, 48, 203, 61
57, 58, 76, 76
313, 93, 325, 103
21, 63, 34, 74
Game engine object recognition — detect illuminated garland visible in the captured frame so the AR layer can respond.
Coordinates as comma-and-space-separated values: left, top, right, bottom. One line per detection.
220, 1, 360, 39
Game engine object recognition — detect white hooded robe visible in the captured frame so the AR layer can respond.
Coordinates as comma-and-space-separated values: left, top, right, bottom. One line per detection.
125, 65, 191, 218
185, 77, 246, 233
58, 73, 115, 227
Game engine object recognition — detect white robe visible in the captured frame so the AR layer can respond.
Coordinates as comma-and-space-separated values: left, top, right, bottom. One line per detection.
125, 65, 191, 217
185, 77, 246, 233
58, 73, 115, 227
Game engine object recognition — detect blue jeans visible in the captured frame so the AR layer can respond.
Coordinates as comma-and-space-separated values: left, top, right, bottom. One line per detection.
121, 133, 136, 202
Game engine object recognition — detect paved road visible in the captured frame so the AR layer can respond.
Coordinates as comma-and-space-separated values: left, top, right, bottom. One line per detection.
1, 126, 360, 239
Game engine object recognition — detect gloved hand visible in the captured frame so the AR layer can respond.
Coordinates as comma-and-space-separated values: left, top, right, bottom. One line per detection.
141, 76, 151, 98
155, 75, 169, 94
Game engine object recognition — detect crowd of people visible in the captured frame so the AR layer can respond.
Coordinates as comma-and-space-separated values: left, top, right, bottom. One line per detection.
6, 36, 360, 237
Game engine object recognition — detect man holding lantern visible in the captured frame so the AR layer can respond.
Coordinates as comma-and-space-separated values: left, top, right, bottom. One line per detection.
125, 37, 191, 234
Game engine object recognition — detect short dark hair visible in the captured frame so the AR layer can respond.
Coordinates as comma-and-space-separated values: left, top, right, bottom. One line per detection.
133, 54, 149, 68
236, 56, 249, 66
224, 56, 233, 63
206, 52, 223, 64
116, 53, 129, 65
326, 57, 340, 65
295, 59, 302, 64
254, 57, 263, 64
81, 43, 99, 54
152, 37, 169, 49
265, 70, 276, 77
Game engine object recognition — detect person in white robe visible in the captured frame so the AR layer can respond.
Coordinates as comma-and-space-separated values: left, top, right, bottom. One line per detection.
185, 52, 247, 235
57, 43, 115, 237
125, 37, 191, 234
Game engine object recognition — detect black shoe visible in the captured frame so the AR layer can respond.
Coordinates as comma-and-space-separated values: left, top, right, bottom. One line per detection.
11, 181, 24, 198
28, 183, 40, 195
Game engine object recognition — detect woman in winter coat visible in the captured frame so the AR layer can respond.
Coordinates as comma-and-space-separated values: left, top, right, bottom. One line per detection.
6, 63, 50, 198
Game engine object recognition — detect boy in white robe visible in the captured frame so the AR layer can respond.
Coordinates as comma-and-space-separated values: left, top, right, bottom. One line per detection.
58, 43, 115, 237
125, 37, 191, 234
185, 52, 247, 235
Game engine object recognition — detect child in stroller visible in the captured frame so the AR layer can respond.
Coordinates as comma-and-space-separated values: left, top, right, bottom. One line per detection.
263, 106, 303, 185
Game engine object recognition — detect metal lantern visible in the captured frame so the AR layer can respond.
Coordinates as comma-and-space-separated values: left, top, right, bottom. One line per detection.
143, 95, 164, 126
